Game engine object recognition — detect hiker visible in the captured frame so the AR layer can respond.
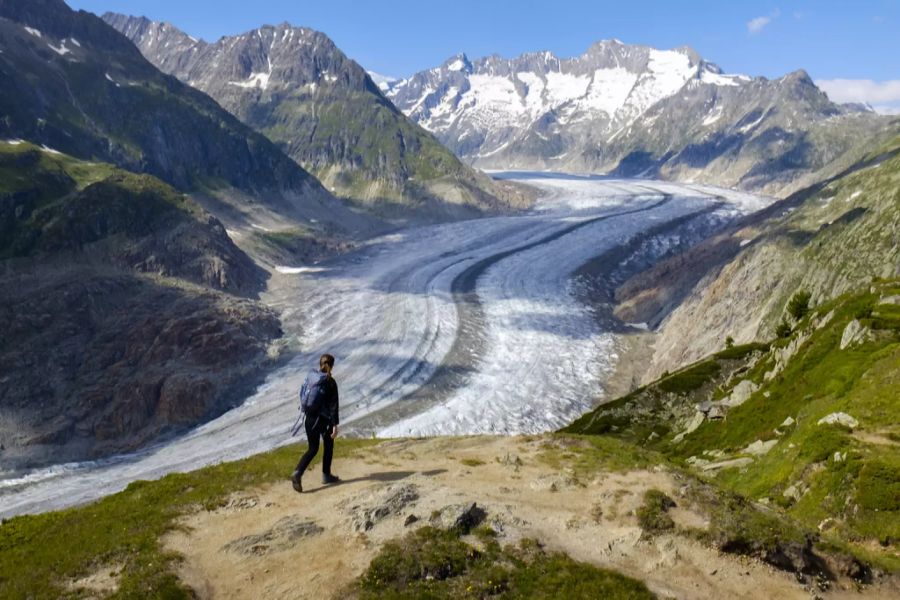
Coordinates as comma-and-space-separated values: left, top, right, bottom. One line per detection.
291, 353, 340, 493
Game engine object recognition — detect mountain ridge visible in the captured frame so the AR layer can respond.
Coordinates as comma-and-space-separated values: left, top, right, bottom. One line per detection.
386, 40, 889, 197
103, 12, 533, 221
0, 0, 327, 201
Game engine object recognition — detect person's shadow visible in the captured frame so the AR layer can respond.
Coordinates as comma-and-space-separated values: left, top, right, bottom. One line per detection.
300, 469, 446, 493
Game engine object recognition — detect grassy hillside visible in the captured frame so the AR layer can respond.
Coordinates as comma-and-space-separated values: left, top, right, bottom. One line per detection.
567, 280, 900, 571
616, 132, 900, 380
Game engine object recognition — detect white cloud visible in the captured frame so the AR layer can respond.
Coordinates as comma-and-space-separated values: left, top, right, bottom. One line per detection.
747, 9, 780, 34
747, 16, 771, 34
816, 79, 900, 113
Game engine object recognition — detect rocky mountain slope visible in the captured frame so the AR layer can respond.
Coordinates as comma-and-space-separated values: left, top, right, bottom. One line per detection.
615, 130, 900, 380
0, 0, 329, 208
386, 42, 890, 197
103, 14, 532, 221
0, 141, 282, 471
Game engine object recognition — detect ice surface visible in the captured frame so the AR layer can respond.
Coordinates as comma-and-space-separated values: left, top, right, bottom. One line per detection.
0, 176, 770, 518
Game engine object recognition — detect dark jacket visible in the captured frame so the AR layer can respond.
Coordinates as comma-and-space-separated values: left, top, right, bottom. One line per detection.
318, 376, 340, 426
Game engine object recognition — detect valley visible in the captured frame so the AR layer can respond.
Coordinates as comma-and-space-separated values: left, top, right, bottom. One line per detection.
0, 2, 897, 597
0, 174, 765, 518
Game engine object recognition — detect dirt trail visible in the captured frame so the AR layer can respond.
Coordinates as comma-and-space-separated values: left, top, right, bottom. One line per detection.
163, 436, 892, 599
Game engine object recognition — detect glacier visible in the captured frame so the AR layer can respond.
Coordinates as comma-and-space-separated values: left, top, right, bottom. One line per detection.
0, 175, 767, 518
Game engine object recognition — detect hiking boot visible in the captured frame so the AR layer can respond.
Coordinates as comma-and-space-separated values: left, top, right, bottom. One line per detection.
291, 470, 303, 493
322, 474, 341, 485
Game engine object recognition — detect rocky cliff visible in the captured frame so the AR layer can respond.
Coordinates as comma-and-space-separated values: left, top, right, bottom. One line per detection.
0, 141, 282, 471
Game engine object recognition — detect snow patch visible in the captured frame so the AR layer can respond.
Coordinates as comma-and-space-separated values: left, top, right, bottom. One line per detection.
700, 70, 742, 87
583, 67, 637, 116
4, 139, 24, 145
738, 113, 766, 133
47, 42, 70, 56
447, 58, 466, 72
275, 266, 328, 274
40, 145, 62, 155
228, 57, 273, 90
702, 106, 723, 126
23, 26, 42, 38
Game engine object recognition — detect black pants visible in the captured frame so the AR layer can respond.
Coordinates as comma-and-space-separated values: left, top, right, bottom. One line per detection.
295, 415, 334, 477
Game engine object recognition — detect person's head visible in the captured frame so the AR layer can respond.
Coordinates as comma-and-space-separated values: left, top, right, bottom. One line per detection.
319, 353, 335, 375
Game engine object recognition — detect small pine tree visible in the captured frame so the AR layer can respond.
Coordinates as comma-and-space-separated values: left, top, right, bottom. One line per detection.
725, 336, 735, 349
787, 290, 812, 321
776, 319, 792, 338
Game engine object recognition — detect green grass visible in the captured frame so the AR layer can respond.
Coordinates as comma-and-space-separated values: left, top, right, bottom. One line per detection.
537, 434, 658, 475
714, 342, 770, 361
459, 458, 485, 467
1, 142, 201, 259
353, 526, 655, 599
657, 360, 721, 394
0, 439, 378, 599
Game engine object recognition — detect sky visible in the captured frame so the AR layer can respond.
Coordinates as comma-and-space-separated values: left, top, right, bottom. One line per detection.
68, 0, 900, 112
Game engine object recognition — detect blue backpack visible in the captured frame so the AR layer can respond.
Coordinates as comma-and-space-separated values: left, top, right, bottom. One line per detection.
291, 370, 328, 436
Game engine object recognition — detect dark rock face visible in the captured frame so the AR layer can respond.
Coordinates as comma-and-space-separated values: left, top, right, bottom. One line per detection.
0, 270, 282, 470
0, 144, 282, 471
0, 0, 325, 199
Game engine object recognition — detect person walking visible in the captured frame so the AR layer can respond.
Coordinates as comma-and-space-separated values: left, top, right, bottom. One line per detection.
291, 353, 340, 493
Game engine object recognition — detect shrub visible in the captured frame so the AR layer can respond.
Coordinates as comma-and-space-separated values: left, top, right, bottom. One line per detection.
787, 290, 812, 321
636, 489, 676, 534
658, 360, 721, 394
856, 459, 900, 511
776, 319, 793, 338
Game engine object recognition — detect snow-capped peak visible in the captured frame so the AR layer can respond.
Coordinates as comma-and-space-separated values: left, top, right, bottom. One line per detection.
441, 53, 472, 73
387, 40, 751, 161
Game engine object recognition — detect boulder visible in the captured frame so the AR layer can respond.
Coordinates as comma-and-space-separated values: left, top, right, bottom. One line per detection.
429, 502, 487, 534
722, 380, 758, 407
816, 412, 859, 430
344, 483, 419, 532
743, 439, 778, 456
840, 319, 873, 349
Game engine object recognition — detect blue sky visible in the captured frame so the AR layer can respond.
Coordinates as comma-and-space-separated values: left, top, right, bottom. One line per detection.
69, 0, 900, 111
